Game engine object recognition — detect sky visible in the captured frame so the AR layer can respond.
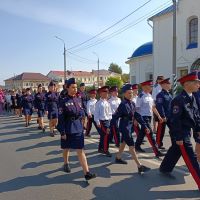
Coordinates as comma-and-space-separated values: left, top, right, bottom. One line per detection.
0, 0, 171, 85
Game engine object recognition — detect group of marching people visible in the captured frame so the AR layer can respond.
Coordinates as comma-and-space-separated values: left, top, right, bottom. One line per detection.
57, 71, 200, 188
1, 71, 200, 188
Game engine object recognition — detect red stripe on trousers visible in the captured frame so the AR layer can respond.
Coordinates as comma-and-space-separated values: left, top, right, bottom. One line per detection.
180, 145, 200, 189
156, 122, 163, 147
134, 125, 139, 137
86, 117, 92, 135
112, 125, 118, 145
145, 131, 158, 156
100, 122, 108, 152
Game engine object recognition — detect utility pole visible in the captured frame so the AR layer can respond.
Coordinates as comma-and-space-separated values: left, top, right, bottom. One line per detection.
93, 52, 100, 88
55, 36, 67, 82
172, 0, 177, 96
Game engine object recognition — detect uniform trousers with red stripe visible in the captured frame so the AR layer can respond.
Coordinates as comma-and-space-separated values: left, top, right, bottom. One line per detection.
85, 115, 98, 136
135, 116, 159, 156
156, 120, 171, 148
98, 120, 110, 153
109, 117, 120, 146
160, 135, 200, 189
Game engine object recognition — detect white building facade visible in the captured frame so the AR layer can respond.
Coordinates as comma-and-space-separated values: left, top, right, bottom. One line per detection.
128, 0, 200, 84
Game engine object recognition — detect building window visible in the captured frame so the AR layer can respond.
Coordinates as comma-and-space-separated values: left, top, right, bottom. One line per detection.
187, 17, 198, 49
100, 77, 103, 81
180, 69, 188, 77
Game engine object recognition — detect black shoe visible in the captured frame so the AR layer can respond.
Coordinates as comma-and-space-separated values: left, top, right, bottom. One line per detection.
42, 128, 45, 133
64, 163, 71, 173
156, 151, 165, 158
115, 158, 127, 164
115, 144, 120, 148
98, 149, 104, 154
85, 134, 91, 138
37, 119, 39, 124
105, 151, 112, 157
138, 165, 151, 174
50, 132, 55, 137
85, 172, 96, 181
38, 126, 42, 130
135, 147, 146, 153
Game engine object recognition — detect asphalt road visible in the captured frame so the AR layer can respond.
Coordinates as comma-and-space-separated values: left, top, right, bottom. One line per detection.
0, 114, 199, 200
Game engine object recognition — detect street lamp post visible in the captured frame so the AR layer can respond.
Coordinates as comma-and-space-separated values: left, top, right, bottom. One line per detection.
55, 36, 67, 82
93, 52, 100, 88
172, 0, 177, 97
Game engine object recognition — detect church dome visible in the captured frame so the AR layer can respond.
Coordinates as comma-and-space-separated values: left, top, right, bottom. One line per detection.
130, 42, 153, 58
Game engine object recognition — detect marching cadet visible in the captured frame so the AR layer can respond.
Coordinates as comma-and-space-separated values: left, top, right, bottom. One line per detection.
45, 82, 59, 137
16, 90, 23, 117
108, 86, 121, 147
152, 76, 165, 134
21, 88, 34, 127
11, 90, 17, 115
113, 84, 151, 173
94, 86, 112, 157
135, 80, 165, 158
160, 72, 200, 190
59, 79, 68, 102
132, 84, 140, 137
85, 89, 98, 137
34, 84, 46, 132
77, 83, 88, 130
57, 78, 96, 181
155, 78, 172, 149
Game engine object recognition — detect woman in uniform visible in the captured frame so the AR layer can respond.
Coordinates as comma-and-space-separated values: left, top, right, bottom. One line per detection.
21, 88, 34, 127
57, 78, 96, 181
34, 84, 46, 132
45, 82, 59, 137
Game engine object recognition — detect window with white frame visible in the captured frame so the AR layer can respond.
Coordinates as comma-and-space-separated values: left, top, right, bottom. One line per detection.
189, 18, 198, 44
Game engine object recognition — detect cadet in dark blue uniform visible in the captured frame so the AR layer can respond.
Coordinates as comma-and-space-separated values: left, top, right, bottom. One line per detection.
16, 90, 23, 117
59, 79, 68, 103
34, 84, 46, 132
21, 88, 34, 127
113, 84, 151, 173
11, 90, 17, 115
155, 78, 172, 149
57, 78, 96, 181
45, 82, 59, 137
160, 72, 200, 190
77, 83, 88, 130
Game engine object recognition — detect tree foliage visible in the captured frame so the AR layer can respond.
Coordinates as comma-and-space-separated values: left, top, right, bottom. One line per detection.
105, 77, 123, 88
108, 63, 122, 74
121, 73, 130, 83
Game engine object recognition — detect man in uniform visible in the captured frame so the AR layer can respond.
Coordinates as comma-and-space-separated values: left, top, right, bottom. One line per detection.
160, 72, 200, 190
94, 86, 112, 157
85, 89, 98, 137
155, 78, 173, 149
135, 80, 165, 158
59, 79, 68, 101
108, 86, 121, 147
152, 76, 165, 133
77, 83, 88, 130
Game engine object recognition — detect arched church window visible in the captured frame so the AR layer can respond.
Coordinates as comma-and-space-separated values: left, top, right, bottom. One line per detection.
187, 17, 198, 49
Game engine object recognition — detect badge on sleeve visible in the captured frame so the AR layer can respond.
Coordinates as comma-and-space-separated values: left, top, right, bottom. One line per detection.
173, 105, 179, 114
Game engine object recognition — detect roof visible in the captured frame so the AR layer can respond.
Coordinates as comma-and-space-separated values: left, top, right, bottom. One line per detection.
49, 70, 120, 77
129, 42, 153, 59
5, 72, 50, 81
149, 5, 174, 21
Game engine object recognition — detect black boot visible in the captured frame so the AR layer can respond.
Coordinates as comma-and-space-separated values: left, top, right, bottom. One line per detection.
138, 165, 151, 174
64, 163, 71, 173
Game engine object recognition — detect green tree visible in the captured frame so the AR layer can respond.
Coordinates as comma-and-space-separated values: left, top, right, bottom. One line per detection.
121, 73, 130, 83
105, 77, 123, 88
108, 63, 122, 74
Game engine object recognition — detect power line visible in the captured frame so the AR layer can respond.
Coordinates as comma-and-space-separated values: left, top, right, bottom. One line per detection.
72, 1, 172, 53
67, 0, 153, 51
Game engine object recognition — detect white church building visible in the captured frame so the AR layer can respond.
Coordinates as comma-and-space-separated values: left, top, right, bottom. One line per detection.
127, 0, 200, 84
